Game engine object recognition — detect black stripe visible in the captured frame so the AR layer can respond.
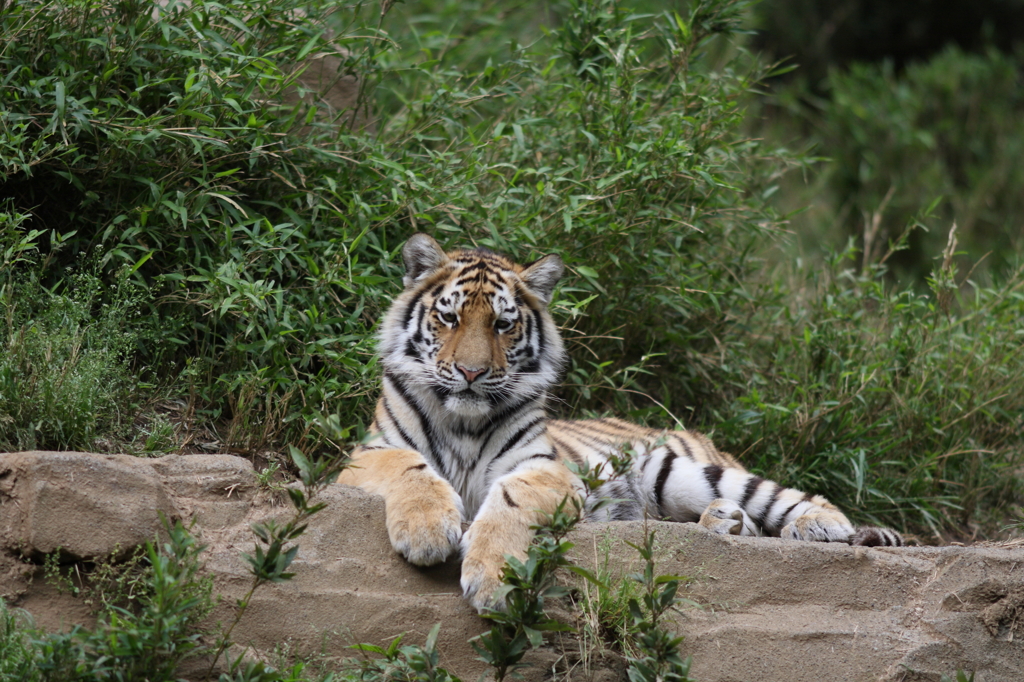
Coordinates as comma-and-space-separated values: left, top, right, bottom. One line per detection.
523, 307, 534, 341
569, 418, 636, 439
779, 499, 804, 525
532, 308, 545, 354
495, 417, 545, 455
703, 465, 724, 499
386, 373, 449, 480
549, 434, 584, 465
519, 358, 541, 374
654, 451, 677, 517
513, 452, 557, 468
458, 260, 491, 275
554, 422, 634, 462
381, 395, 419, 452
400, 288, 430, 330
640, 451, 651, 473
670, 433, 698, 461
594, 417, 639, 436
403, 463, 428, 474
448, 417, 471, 438
755, 484, 782, 528
476, 398, 536, 455
739, 475, 764, 507
486, 418, 545, 475
502, 487, 518, 508
553, 420, 619, 449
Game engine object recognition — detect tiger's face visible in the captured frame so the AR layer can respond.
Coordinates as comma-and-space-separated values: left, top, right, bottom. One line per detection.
379, 234, 566, 418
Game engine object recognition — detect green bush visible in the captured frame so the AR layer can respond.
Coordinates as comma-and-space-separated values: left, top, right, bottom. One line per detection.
0, 521, 211, 682
0, 600, 37, 681
0, 0, 392, 451
0, 0, 792, 444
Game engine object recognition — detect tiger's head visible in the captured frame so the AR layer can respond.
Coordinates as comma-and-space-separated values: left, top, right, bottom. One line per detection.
379, 233, 566, 418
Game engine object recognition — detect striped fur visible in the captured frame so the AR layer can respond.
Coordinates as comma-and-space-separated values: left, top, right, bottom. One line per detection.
338, 234, 902, 613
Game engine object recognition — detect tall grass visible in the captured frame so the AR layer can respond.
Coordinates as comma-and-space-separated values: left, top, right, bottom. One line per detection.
710, 233, 1024, 540
0, 212, 143, 451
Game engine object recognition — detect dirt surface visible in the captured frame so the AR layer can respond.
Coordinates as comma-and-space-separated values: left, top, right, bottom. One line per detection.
1, 451, 1022, 682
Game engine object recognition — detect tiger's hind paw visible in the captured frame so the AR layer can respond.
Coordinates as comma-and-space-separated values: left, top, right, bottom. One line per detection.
699, 499, 759, 536
781, 511, 855, 543
850, 526, 904, 547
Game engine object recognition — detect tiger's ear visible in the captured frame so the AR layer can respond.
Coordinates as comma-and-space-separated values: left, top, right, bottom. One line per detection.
521, 254, 564, 305
402, 233, 448, 288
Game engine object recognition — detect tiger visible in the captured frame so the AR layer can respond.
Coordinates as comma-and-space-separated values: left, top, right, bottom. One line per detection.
336, 233, 903, 613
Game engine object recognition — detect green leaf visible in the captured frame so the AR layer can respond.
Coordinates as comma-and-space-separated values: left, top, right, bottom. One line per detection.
425, 622, 442, 652
179, 109, 215, 123
566, 565, 606, 588
54, 81, 65, 118
290, 445, 311, 479
523, 625, 543, 648
349, 643, 386, 655
130, 250, 154, 274
296, 31, 325, 61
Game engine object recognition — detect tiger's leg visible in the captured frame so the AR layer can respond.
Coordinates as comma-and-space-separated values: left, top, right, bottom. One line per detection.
696, 494, 906, 545
337, 447, 464, 566
638, 438, 857, 542
698, 498, 760, 536
460, 460, 580, 613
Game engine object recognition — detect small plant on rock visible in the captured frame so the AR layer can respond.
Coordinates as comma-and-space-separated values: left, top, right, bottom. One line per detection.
470, 495, 590, 682
349, 623, 460, 682
42, 543, 155, 614
623, 530, 695, 682
8, 518, 214, 682
205, 445, 346, 680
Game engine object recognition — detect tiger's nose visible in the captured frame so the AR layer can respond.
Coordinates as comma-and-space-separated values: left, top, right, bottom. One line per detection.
457, 365, 486, 383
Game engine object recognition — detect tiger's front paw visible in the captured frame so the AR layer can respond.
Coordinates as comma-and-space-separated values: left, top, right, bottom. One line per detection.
699, 499, 759, 536
781, 510, 855, 543
460, 553, 506, 614
385, 475, 464, 566
459, 522, 524, 614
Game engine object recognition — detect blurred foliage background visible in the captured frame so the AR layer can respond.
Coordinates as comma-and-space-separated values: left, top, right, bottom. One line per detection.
753, 0, 1024, 280
1, 0, 1023, 542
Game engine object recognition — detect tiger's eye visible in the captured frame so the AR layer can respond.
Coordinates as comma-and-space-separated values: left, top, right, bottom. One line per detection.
494, 318, 512, 332
439, 311, 457, 324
